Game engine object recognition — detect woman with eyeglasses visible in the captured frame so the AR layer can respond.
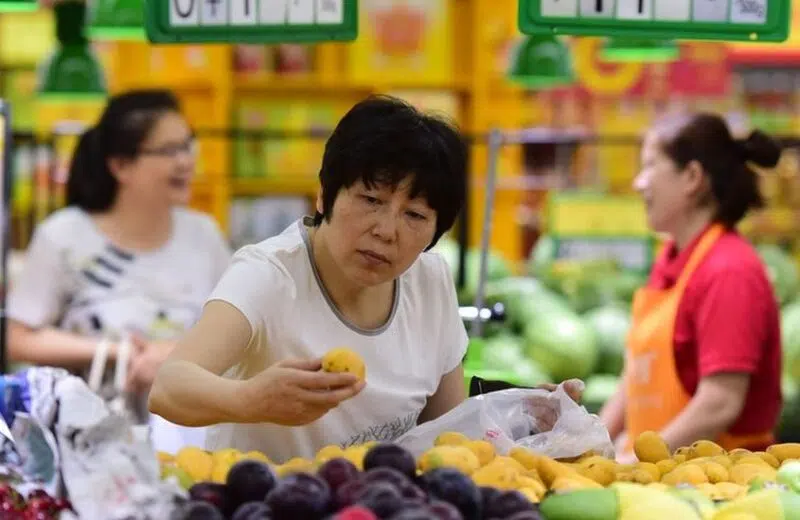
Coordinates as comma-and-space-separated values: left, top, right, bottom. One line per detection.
7, 89, 231, 451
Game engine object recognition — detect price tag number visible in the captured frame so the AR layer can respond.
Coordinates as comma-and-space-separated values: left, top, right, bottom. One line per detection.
169, 0, 345, 28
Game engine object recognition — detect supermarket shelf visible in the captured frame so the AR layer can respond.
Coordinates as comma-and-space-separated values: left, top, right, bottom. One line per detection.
231, 177, 319, 198
233, 74, 471, 94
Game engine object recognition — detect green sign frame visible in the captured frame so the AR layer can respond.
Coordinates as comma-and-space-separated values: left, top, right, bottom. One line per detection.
544, 193, 657, 274
519, 0, 791, 43
145, 0, 358, 44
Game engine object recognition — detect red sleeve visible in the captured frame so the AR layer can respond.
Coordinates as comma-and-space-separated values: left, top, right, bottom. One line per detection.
692, 266, 771, 377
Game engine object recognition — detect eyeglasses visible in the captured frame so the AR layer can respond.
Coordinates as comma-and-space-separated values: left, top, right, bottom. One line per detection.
139, 137, 198, 159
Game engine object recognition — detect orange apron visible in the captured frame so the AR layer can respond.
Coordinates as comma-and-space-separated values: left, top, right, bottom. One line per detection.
624, 224, 774, 453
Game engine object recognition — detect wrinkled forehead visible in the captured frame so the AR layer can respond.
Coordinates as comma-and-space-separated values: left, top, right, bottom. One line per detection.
356, 172, 433, 204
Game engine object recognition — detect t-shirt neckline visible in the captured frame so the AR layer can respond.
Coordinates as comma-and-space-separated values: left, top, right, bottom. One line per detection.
298, 217, 400, 337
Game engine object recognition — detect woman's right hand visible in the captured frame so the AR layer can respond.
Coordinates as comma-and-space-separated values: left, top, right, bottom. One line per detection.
241, 357, 366, 426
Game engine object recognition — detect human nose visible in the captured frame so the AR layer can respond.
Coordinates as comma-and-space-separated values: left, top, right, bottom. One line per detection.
632, 170, 647, 193
370, 208, 399, 242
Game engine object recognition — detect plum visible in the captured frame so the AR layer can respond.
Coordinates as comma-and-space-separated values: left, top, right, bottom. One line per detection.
336, 478, 369, 510
387, 507, 436, 520
335, 505, 379, 520
420, 469, 481, 520
357, 481, 404, 518
427, 501, 462, 520
363, 444, 417, 481
478, 487, 501, 510
401, 484, 427, 503
173, 501, 225, 520
226, 460, 277, 510
318, 458, 361, 493
363, 468, 411, 491
266, 472, 331, 520
189, 483, 230, 516
482, 490, 534, 518
231, 501, 272, 520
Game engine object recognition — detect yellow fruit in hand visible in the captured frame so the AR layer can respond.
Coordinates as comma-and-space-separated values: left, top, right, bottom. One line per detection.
175, 447, 213, 482
634, 431, 671, 463
321, 348, 366, 380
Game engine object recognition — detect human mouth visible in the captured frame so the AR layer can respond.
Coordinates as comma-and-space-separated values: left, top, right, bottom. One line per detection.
358, 250, 391, 265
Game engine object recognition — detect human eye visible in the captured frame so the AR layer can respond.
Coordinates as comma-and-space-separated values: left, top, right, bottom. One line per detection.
360, 194, 381, 205
406, 211, 427, 220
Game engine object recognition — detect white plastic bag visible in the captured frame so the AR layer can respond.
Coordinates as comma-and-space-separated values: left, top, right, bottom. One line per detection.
396, 381, 614, 460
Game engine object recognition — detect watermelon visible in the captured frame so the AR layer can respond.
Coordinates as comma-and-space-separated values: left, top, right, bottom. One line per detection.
583, 374, 621, 414
584, 305, 631, 376
523, 308, 599, 382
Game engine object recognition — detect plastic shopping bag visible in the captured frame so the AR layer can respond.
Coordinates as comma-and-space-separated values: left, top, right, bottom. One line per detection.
55, 375, 186, 519
396, 381, 614, 460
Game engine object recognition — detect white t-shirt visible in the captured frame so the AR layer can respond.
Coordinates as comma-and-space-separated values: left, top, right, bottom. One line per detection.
206, 217, 468, 463
8, 206, 232, 452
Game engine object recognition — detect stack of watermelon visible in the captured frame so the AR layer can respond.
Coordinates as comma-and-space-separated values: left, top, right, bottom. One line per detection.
436, 236, 800, 439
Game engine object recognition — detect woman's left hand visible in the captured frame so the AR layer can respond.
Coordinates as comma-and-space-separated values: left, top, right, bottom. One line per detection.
126, 335, 176, 393
535, 379, 584, 403
523, 379, 585, 432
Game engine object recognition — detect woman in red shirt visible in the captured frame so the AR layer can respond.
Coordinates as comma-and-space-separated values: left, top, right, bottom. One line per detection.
600, 113, 784, 461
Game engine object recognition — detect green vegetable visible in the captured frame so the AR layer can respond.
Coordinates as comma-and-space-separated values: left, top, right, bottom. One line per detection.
539, 489, 619, 520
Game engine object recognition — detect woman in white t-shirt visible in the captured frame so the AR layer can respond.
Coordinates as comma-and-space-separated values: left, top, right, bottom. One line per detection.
149, 96, 577, 462
8, 90, 231, 451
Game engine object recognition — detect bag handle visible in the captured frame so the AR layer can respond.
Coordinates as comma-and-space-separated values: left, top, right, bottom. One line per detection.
87, 332, 132, 395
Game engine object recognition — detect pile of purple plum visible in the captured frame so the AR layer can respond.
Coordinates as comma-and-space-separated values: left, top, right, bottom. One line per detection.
174, 443, 543, 520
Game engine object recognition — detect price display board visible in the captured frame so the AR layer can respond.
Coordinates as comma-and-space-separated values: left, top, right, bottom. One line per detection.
546, 194, 656, 273
519, 0, 791, 42
145, 0, 358, 44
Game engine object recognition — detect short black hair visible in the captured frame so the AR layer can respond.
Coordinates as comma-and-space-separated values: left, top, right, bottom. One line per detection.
654, 113, 782, 228
66, 89, 181, 212
313, 95, 467, 249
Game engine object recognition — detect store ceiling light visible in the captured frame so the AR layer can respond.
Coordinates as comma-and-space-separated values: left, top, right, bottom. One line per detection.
0, 0, 37, 12
507, 35, 575, 89
36, 0, 107, 101
601, 38, 679, 63
88, 0, 146, 41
